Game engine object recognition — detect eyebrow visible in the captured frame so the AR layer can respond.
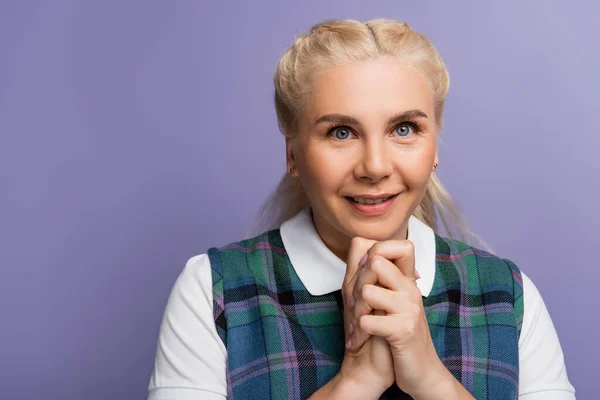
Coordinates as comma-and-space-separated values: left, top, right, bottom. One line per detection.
314, 109, 429, 127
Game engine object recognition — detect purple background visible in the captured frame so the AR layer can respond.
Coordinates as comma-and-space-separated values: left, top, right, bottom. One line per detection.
1, 1, 597, 399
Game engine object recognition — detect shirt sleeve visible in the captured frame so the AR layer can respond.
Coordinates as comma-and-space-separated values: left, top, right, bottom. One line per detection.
148, 254, 227, 400
518, 272, 576, 399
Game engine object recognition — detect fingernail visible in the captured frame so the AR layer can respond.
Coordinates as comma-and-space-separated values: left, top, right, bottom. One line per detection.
345, 339, 352, 349
415, 269, 421, 280
348, 323, 354, 334
349, 295, 355, 308
359, 253, 368, 267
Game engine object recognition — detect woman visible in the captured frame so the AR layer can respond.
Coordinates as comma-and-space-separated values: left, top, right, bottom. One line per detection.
148, 19, 575, 399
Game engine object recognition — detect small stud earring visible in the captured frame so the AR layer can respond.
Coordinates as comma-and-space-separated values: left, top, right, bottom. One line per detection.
289, 166, 296, 175
433, 162, 438, 171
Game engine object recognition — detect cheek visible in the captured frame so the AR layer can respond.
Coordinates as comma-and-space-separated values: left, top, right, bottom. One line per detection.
301, 143, 350, 188
394, 149, 435, 185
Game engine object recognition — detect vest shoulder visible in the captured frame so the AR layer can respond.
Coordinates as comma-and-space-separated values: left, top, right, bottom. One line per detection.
434, 234, 522, 276
210, 228, 286, 254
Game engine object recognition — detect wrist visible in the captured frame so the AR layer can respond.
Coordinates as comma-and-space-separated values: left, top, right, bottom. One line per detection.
331, 371, 386, 400
409, 361, 462, 400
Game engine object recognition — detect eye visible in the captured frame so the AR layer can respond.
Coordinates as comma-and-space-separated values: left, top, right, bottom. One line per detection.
394, 123, 415, 137
327, 125, 354, 140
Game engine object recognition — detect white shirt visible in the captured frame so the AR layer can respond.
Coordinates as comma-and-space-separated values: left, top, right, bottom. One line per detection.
148, 208, 575, 399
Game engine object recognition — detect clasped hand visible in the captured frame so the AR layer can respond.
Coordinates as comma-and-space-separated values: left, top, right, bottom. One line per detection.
339, 237, 451, 399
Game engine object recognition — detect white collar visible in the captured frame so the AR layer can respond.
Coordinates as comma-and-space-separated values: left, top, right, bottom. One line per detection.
279, 208, 436, 297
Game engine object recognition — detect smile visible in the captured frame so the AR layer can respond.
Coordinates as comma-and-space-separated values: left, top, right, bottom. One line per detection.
345, 193, 400, 216
350, 196, 394, 205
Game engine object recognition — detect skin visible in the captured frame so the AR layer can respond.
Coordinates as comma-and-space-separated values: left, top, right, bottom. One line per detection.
287, 57, 475, 399
287, 56, 438, 261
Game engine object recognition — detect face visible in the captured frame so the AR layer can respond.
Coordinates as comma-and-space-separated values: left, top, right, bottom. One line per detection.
286, 56, 439, 258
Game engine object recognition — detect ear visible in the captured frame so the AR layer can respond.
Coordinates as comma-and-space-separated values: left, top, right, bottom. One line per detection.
434, 150, 439, 167
285, 137, 297, 175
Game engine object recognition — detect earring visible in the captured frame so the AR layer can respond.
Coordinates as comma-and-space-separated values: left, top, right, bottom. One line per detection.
289, 166, 296, 175
433, 162, 438, 171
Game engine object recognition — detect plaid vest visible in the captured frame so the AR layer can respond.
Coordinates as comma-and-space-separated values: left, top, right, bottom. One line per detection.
208, 229, 524, 399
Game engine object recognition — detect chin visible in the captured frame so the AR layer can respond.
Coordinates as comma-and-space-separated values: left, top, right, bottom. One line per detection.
345, 210, 411, 241
339, 217, 401, 241
349, 226, 397, 241
321, 199, 409, 241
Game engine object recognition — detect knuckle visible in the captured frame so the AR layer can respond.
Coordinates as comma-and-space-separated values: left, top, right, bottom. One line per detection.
369, 255, 385, 271
404, 323, 416, 337
393, 290, 404, 303
393, 291, 410, 305
358, 314, 370, 330
369, 241, 382, 255
361, 284, 373, 299
350, 236, 362, 247
404, 239, 415, 253
408, 302, 421, 316
410, 288, 422, 302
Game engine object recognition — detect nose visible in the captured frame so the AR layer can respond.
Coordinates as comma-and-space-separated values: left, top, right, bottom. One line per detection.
354, 137, 393, 183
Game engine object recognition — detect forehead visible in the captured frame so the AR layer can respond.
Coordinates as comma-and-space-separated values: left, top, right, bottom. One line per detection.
304, 57, 435, 123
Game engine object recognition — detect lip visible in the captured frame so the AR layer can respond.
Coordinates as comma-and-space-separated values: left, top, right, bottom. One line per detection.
345, 193, 400, 216
348, 193, 397, 200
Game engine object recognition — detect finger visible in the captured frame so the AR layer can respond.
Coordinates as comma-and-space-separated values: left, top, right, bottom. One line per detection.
343, 237, 378, 289
358, 254, 407, 292
345, 241, 379, 351
365, 240, 417, 279
343, 237, 377, 316
352, 255, 415, 319
361, 284, 420, 314
359, 314, 397, 339
349, 256, 392, 348
351, 285, 393, 350
352, 262, 419, 321
359, 312, 424, 346
342, 237, 377, 348
353, 280, 419, 350
349, 281, 377, 350
350, 254, 415, 350
350, 253, 421, 350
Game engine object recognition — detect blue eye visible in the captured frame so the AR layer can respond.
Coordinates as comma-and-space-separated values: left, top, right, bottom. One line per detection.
328, 126, 353, 140
395, 124, 414, 137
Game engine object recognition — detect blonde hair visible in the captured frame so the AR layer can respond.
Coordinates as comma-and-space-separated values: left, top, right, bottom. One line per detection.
247, 18, 491, 252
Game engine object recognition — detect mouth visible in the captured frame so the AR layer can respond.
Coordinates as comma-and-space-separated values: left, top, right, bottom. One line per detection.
344, 193, 400, 216
348, 195, 395, 204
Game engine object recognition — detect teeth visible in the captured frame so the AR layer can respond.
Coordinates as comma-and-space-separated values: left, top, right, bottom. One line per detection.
352, 196, 391, 205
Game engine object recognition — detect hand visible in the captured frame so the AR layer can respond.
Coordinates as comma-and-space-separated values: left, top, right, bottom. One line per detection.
348, 239, 452, 398
337, 237, 395, 399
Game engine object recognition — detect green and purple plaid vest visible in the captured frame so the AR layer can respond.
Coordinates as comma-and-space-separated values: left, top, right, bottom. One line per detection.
208, 229, 524, 399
